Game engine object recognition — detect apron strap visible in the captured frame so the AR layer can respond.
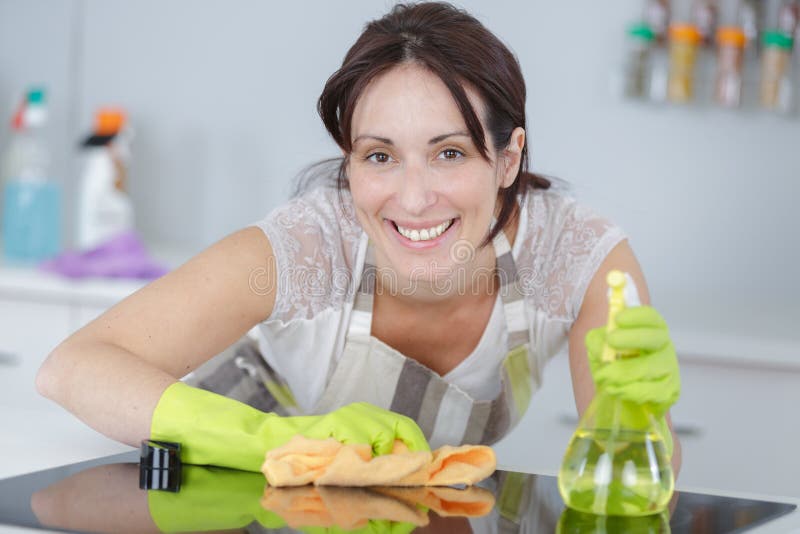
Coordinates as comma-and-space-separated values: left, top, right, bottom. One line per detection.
349, 236, 376, 338
491, 225, 531, 350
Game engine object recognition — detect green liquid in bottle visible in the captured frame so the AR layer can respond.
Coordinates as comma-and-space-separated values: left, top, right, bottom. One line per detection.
557, 506, 670, 533
558, 423, 674, 516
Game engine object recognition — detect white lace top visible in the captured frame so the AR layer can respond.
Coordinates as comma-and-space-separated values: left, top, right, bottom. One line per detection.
253, 185, 626, 413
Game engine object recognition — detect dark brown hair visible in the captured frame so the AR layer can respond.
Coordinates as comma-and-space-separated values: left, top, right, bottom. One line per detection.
317, 2, 550, 244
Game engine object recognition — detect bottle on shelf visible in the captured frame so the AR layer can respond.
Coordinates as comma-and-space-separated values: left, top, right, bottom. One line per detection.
667, 23, 703, 103
759, 30, 795, 112
1, 87, 62, 263
558, 270, 674, 517
714, 26, 747, 108
623, 23, 657, 100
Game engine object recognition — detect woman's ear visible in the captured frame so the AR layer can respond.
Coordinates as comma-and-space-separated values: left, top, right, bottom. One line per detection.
499, 127, 525, 188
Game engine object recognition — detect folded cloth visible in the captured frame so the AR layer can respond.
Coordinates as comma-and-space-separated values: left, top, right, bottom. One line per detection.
261, 436, 496, 487
259, 484, 495, 529
40, 230, 168, 280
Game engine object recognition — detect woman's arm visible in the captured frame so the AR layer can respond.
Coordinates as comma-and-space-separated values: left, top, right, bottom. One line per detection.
567, 240, 682, 475
35, 226, 277, 448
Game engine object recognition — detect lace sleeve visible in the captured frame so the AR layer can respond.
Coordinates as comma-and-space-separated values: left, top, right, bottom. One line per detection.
518, 191, 627, 321
251, 186, 363, 322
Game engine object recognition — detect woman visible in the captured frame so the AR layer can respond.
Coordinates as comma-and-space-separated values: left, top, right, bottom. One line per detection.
36, 2, 681, 474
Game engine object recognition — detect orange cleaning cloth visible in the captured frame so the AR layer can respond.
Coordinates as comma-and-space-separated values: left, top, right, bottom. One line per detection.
259, 484, 495, 529
261, 435, 496, 487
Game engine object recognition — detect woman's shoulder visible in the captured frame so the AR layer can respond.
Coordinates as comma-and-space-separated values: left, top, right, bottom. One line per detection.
262, 185, 361, 237
252, 185, 364, 322
516, 187, 627, 320
518, 186, 622, 247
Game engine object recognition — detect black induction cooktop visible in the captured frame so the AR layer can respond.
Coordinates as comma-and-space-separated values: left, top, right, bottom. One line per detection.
0, 451, 794, 533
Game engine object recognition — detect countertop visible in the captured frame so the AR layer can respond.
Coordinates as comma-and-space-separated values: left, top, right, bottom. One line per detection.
0, 449, 798, 534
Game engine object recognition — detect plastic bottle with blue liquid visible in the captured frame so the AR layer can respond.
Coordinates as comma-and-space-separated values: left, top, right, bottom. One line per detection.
1, 88, 62, 263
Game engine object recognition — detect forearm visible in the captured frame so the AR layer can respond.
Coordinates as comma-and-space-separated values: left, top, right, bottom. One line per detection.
36, 340, 176, 447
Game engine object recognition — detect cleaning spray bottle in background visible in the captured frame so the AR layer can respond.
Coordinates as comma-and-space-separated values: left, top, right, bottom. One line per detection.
1, 87, 62, 263
76, 108, 134, 250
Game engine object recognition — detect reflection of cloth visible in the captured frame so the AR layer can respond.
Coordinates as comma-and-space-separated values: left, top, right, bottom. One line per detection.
40, 230, 168, 280
262, 436, 496, 487
260, 484, 495, 529
468, 471, 564, 534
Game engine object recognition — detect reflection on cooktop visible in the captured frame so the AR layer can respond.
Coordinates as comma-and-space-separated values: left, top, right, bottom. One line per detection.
0, 451, 795, 533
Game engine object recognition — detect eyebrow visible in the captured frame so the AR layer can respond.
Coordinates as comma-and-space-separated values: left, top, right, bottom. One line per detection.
352, 131, 471, 146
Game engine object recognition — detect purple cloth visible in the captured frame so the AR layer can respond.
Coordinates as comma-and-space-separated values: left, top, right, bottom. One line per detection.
40, 231, 169, 280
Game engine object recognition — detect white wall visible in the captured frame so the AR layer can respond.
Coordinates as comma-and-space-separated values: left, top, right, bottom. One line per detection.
1, 2, 798, 359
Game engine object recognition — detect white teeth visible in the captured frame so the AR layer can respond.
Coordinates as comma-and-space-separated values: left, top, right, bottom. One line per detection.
396, 219, 453, 241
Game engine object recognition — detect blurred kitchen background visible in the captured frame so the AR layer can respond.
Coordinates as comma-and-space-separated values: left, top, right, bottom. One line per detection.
0, 0, 798, 500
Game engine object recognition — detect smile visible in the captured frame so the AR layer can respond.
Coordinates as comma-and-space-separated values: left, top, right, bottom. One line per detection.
394, 219, 455, 241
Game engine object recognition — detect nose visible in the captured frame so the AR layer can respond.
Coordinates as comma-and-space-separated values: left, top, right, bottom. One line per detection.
396, 161, 437, 216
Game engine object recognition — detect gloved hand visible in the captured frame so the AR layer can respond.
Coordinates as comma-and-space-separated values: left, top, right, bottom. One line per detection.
585, 305, 680, 418
151, 382, 429, 472
585, 305, 680, 457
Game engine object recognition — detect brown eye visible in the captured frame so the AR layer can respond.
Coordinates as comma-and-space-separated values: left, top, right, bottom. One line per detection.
367, 152, 392, 164
439, 148, 464, 160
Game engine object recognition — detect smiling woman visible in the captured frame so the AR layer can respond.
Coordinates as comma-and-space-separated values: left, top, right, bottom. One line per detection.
35, 1, 681, 492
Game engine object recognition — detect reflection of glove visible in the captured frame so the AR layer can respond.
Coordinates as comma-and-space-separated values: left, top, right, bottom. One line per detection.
151, 382, 429, 472
147, 465, 286, 532
586, 306, 680, 418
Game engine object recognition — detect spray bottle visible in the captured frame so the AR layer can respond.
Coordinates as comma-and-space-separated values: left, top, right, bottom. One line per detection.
558, 270, 674, 516
1, 87, 62, 263
76, 108, 134, 250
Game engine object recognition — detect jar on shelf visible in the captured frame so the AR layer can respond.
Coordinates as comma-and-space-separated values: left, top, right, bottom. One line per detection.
668, 24, 702, 103
714, 27, 747, 108
623, 23, 656, 99
759, 30, 795, 111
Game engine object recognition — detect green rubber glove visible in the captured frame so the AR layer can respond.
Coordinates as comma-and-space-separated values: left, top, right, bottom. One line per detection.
585, 305, 680, 456
151, 382, 429, 472
585, 305, 680, 418
148, 465, 286, 532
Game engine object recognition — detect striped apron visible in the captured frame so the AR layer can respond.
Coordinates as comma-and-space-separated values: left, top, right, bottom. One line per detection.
311, 228, 537, 448
189, 228, 539, 448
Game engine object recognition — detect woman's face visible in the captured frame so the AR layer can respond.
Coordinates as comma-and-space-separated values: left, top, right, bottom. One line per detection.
347, 63, 521, 290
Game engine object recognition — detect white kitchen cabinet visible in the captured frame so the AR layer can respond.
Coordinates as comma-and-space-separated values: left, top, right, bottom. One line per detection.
0, 299, 72, 411
0, 266, 145, 413
0, 257, 181, 481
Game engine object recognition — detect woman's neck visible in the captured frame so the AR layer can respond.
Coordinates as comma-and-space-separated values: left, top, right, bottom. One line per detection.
375, 243, 498, 313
